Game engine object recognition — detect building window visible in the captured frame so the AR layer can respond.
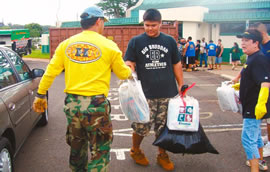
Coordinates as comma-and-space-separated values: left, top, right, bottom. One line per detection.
220, 22, 246, 35
250, 21, 270, 34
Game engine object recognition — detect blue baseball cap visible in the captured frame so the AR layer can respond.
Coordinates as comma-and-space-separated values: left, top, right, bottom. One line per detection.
80, 6, 108, 22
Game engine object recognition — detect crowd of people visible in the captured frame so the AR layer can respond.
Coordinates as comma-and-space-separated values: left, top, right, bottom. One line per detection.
177, 36, 246, 71
31, 6, 270, 172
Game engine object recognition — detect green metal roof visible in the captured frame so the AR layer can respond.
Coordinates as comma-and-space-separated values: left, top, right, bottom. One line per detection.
61, 16, 140, 28
204, 10, 270, 22
207, 2, 270, 11
134, 0, 201, 10
61, 21, 80, 28
135, 0, 270, 10
60, 0, 270, 28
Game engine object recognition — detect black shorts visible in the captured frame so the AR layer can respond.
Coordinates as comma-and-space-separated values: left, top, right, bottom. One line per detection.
182, 56, 186, 64
186, 56, 195, 64
195, 54, 200, 61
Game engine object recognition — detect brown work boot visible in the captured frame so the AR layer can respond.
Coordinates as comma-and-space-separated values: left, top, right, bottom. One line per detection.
157, 152, 174, 171
130, 148, 149, 166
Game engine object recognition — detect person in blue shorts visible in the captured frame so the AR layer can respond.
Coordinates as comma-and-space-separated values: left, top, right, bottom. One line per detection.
236, 29, 270, 171
215, 39, 223, 70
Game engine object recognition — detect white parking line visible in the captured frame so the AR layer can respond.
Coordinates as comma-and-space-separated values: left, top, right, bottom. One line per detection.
110, 149, 130, 160
113, 123, 267, 136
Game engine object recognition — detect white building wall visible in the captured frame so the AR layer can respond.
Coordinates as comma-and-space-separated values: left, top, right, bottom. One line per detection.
138, 6, 208, 23
211, 24, 220, 43
41, 34, 49, 45
220, 35, 242, 49
197, 23, 210, 42
182, 22, 198, 41
182, 22, 212, 43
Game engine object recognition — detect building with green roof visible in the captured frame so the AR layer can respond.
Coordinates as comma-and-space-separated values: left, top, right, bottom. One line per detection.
60, 0, 270, 61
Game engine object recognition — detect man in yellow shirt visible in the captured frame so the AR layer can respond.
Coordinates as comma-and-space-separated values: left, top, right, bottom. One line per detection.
32, 6, 132, 172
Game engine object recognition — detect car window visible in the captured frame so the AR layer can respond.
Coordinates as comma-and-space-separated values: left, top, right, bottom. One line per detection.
4, 49, 31, 81
0, 51, 17, 88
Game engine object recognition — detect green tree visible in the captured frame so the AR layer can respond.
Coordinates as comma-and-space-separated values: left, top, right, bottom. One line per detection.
0, 26, 10, 29
24, 23, 43, 37
10, 24, 24, 29
42, 25, 55, 34
97, 0, 139, 18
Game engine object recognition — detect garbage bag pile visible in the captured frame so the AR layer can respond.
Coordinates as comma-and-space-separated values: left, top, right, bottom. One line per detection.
153, 84, 219, 155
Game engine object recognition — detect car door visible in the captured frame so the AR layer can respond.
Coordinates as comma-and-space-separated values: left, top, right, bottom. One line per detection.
0, 49, 32, 149
4, 49, 41, 125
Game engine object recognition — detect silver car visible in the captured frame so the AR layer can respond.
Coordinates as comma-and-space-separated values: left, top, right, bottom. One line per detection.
0, 46, 48, 172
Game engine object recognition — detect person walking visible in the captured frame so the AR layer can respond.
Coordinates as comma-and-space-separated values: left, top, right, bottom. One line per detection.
236, 29, 270, 172
32, 6, 132, 172
206, 40, 217, 70
230, 42, 241, 70
215, 39, 224, 70
200, 37, 208, 68
124, 8, 184, 171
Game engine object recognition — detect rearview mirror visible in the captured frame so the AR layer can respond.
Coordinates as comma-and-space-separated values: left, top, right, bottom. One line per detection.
31, 68, 45, 78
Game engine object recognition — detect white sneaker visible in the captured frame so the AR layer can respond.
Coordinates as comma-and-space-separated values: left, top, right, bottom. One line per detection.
262, 135, 268, 144
263, 143, 270, 158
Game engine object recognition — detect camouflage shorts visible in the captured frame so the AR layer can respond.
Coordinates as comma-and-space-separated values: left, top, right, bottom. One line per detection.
63, 94, 112, 172
131, 98, 170, 137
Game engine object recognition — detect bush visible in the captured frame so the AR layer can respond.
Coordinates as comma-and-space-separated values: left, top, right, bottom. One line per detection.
240, 54, 247, 65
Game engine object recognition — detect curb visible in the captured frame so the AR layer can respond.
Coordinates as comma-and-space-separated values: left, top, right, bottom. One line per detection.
220, 74, 234, 81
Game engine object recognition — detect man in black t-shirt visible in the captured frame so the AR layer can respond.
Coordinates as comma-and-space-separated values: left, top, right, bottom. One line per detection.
124, 9, 184, 171
236, 29, 270, 171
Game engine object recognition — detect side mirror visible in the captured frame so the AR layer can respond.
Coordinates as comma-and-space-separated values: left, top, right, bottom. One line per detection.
31, 68, 45, 78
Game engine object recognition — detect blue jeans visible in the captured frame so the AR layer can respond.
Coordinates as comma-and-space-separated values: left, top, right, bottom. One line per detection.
200, 53, 207, 67
241, 118, 264, 160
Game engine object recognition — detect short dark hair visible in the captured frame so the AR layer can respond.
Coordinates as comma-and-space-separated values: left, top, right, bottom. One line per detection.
197, 40, 201, 43
188, 36, 192, 40
210, 40, 213, 43
80, 13, 99, 29
218, 39, 222, 42
143, 9, 161, 22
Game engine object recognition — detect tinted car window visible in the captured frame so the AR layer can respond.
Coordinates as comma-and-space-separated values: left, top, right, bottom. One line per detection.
4, 49, 31, 81
0, 51, 17, 88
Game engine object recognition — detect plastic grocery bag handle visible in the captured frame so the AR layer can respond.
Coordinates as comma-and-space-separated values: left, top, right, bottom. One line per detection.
181, 83, 196, 107
181, 83, 196, 97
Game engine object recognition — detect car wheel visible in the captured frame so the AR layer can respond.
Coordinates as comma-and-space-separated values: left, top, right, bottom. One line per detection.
37, 108, 48, 127
37, 93, 49, 127
0, 137, 13, 172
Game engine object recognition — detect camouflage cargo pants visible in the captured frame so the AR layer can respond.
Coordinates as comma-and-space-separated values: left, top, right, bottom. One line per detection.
131, 98, 170, 137
63, 94, 112, 172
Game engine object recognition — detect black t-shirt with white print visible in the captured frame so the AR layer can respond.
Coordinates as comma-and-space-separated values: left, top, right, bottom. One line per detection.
124, 32, 181, 99
240, 51, 270, 119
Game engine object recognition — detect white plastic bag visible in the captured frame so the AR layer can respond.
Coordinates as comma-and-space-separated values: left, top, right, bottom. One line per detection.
216, 81, 239, 113
234, 90, 242, 114
118, 77, 150, 123
167, 95, 199, 132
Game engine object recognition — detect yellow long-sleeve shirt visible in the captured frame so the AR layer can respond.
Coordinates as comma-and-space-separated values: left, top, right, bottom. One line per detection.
38, 30, 131, 97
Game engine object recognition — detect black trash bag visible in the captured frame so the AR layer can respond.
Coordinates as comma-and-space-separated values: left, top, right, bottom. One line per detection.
153, 123, 219, 154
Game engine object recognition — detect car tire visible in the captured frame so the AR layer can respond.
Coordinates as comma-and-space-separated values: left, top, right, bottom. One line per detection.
0, 137, 13, 172
37, 93, 49, 127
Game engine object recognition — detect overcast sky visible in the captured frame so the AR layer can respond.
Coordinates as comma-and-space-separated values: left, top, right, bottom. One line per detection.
0, 0, 101, 26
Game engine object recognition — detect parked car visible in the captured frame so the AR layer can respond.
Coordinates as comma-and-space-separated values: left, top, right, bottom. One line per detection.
0, 46, 48, 171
